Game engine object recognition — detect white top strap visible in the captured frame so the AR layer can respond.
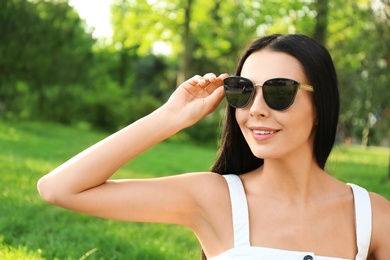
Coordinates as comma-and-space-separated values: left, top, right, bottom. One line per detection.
348, 183, 372, 260
223, 174, 250, 247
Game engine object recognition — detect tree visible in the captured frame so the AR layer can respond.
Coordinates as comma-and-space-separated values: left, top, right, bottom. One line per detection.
0, 0, 95, 121
314, 0, 329, 43
2, 0, 388, 145
174, 0, 193, 84
327, 0, 390, 146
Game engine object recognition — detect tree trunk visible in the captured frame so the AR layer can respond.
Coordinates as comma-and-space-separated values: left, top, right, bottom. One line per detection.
314, 0, 329, 44
119, 48, 129, 88
176, 0, 193, 86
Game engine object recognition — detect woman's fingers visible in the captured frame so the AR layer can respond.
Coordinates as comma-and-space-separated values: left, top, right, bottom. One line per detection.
203, 73, 217, 83
178, 73, 228, 103
204, 73, 229, 94
182, 73, 223, 97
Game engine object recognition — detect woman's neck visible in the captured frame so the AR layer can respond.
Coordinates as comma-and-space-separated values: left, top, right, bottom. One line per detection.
244, 155, 328, 207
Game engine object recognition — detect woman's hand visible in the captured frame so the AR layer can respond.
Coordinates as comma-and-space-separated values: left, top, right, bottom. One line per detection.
163, 73, 229, 128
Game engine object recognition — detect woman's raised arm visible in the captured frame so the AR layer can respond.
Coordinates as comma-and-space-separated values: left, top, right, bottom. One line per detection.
37, 73, 228, 225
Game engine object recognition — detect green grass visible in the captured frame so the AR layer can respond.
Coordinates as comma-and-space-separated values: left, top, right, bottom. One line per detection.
0, 120, 389, 259
327, 145, 390, 198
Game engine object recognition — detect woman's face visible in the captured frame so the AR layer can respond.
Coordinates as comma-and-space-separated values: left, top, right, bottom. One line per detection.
235, 49, 317, 160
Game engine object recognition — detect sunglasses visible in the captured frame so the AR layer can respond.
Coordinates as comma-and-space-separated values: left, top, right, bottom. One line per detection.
223, 76, 314, 111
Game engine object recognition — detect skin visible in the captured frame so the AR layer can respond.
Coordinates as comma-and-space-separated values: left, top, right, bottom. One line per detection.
37, 50, 390, 259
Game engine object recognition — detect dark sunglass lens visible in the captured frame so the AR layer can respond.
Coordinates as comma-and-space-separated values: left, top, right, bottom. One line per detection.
263, 79, 298, 110
224, 77, 254, 108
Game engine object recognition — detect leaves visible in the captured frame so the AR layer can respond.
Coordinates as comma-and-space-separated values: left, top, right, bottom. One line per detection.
0, 0, 388, 144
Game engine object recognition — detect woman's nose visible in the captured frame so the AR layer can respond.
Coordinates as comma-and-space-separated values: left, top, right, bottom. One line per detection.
249, 88, 271, 118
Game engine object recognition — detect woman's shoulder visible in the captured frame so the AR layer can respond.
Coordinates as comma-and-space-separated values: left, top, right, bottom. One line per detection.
369, 190, 390, 208
369, 191, 390, 225
369, 191, 390, 258
176, 172, 230, 201
369, 190, 390, 221
180, 172, 235, 253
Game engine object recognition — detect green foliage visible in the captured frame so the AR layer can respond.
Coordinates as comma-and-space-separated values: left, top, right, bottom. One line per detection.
327, 0, 390, 146
1, 0, 389, 144
0, 120, 389, 259
0, 0, 95, 103
183, 106, 225, 146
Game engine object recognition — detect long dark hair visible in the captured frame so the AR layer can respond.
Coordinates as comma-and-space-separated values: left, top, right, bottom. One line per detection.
212, 34, 339, 174
201, 34, 339, 260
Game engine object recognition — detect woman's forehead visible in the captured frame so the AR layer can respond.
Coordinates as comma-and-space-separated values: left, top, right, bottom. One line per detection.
241, 50, 308, 83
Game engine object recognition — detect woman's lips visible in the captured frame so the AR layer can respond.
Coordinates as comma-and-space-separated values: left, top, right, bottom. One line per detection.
249, 127, 280, 141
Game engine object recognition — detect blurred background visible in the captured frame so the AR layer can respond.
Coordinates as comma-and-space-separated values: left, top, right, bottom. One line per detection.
1, 0, 389, 146
1, 1, 390, 259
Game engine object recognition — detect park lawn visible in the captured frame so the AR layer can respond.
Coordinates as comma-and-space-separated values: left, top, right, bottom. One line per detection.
0, 120, 389, 259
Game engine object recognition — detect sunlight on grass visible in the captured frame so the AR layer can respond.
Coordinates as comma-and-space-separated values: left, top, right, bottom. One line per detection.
327, 145, 390, 198
0, 121, 203, 259
0, 120, 389, 259
0, 237, 44, 260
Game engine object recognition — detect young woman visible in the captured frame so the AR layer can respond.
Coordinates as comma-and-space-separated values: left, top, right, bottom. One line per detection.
37, 34, 390, 259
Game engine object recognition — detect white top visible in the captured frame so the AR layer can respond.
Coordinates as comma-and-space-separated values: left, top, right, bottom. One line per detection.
208, 174, 372, 260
